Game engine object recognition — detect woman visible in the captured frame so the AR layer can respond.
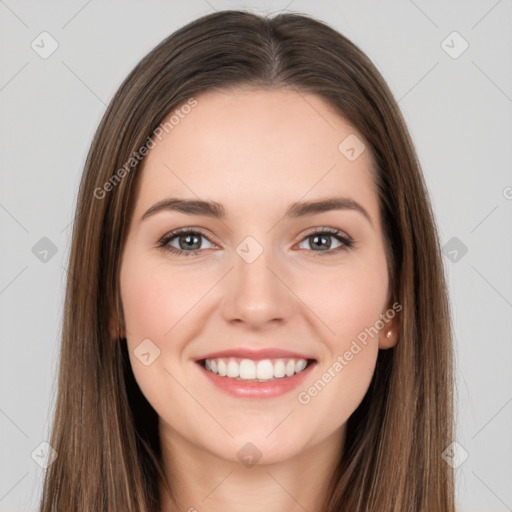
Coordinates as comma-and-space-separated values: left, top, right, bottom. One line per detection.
40, 9, 455, 511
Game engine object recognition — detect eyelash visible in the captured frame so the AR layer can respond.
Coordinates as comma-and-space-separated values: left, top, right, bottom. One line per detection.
157, 227, 354, 257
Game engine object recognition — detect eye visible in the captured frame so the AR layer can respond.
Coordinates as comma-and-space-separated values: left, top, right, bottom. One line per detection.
157, 227, 354, 257
296, 228, 354, 256
157, 229, 215, 256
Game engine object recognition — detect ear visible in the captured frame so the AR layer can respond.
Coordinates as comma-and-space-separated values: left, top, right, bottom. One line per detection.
108, 293, 126, 340
109, 313, 125, 340
378, 299, 401, 350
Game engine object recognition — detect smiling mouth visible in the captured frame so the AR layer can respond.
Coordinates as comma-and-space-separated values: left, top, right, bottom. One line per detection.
197, 357, 317, 382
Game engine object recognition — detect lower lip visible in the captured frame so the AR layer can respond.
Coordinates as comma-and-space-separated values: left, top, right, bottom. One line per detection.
196, 361, 316, 399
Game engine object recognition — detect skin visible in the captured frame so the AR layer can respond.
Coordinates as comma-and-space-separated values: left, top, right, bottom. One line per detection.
118, 88, 398, 512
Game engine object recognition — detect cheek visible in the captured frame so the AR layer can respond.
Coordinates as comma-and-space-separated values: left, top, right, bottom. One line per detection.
297, 341, 379, 440
119, 253, 204, 416
334, 273, 388, 341
293, 251, 387, 424
121, 273, 172, 340
120, 255, 206, 342
119, 251, 216, 401
296, 275, 383, 435
301, 253, 389, 344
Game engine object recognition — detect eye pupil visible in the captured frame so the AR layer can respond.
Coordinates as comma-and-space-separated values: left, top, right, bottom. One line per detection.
180, 234, 201, 250
311, 234, 331, 250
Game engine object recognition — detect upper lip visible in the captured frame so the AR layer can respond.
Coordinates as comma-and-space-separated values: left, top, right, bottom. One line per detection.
195, 348, 316, 362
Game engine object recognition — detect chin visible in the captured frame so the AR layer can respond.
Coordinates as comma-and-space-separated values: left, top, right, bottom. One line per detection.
210, 431, 308, 467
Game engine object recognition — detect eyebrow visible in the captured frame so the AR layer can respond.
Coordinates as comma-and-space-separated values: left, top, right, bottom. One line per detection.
141, 196, 373, 226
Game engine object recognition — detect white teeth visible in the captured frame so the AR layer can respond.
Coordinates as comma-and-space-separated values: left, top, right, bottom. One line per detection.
273, 360, 285, 378
227, 360, 239, 378
217, 359, 227, 376
295, 359, 307, 373
202, 357, 311, 381
256, 360, 274, 379
239, 359, 256, 379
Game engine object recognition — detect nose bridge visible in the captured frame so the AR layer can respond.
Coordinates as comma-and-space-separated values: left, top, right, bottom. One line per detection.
221, 234, 292, 327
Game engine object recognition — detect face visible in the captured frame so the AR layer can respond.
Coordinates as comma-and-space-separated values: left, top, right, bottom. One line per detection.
119, 88, 397, 466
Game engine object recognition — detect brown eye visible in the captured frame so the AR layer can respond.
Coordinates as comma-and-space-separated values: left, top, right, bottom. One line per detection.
297, 228, 353, 256
158, 229, 214, 256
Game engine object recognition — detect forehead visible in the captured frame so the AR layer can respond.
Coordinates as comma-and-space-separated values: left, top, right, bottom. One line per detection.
135, 88, 377, 217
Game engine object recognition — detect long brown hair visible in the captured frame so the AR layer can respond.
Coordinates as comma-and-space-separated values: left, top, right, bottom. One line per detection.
40, 10, 455, 511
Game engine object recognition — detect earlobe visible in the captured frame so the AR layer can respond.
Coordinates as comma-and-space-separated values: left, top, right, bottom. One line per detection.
378, 301, 400, 349
379, 298, 403, 350
109, 315, 117, 339
379, 327, 398, 349
109, 312, 125, 340
109, 292, 126, 340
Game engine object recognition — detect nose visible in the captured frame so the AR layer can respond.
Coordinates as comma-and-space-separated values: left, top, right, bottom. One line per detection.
220, 241, 294, 330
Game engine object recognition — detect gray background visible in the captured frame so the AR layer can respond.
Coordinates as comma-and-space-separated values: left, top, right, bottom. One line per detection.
1, 1, 511, 510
